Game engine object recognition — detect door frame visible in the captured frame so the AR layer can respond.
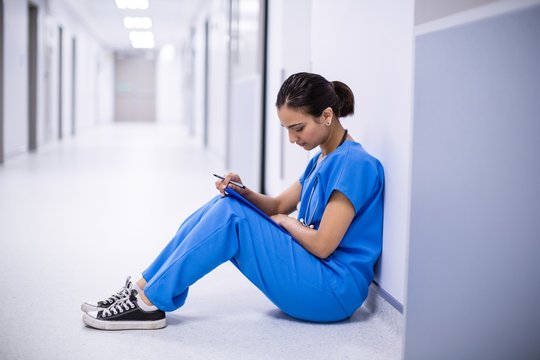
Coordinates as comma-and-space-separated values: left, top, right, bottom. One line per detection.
28, 3, 38, 151
71, 36, 76, 135
58, 26, 63, 140
0, 0, 4, 163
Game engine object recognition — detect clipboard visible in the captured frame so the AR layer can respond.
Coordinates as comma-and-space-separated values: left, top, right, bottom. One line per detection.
224, 187, 289, 234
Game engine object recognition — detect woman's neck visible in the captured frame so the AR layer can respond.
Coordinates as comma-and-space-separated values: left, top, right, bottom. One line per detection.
320, 125, 348, 157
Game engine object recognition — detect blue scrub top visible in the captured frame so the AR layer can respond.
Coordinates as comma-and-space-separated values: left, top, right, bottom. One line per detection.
298, 140, 384, 309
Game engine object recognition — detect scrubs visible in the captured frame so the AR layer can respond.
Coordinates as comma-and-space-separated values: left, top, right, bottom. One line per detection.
143, 140, 384, 323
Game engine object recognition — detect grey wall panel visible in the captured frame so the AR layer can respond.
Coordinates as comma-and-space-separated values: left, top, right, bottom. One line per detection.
414, 0, 496, 25
405, 5, 540, 360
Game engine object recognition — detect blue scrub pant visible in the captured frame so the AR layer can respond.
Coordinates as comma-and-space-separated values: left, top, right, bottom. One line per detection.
142, 195, 352, 323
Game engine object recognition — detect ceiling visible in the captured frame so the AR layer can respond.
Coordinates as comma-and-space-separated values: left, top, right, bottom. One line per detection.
63, 0, 206, 51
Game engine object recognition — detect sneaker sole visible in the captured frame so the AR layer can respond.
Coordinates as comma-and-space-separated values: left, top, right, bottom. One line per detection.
82, 313, 166, 330
80, 303, 100, 313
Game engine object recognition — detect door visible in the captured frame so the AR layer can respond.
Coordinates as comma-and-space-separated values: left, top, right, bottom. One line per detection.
114, 53, 156, 122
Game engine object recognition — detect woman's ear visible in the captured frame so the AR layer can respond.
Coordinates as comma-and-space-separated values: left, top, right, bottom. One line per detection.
322, 107, 334, 126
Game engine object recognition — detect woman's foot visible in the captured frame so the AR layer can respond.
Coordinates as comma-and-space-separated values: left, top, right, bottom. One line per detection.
80, 276, 136, 312
82, 290, 166, 330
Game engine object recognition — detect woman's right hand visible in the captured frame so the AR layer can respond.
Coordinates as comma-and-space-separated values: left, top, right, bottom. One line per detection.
215, 172, 248, 196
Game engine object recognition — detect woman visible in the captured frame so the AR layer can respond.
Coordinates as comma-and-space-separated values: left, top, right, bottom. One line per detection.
82, 72, 384, 330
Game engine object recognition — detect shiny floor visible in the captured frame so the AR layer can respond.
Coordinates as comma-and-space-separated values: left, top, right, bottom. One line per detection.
0, 123, 402, 360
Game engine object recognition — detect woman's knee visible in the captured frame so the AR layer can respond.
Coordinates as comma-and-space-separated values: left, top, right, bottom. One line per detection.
209, 196, 244, 216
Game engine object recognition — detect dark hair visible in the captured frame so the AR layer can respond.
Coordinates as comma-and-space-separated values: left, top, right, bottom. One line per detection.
275, 72, 354, 118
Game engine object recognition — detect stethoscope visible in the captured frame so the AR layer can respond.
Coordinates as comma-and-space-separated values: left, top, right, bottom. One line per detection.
299, 129, 349, 229
299, 171, 319, 229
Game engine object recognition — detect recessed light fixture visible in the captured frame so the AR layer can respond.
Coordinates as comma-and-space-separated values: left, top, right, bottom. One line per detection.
160, 44, 176, 62
124, 17, 152, 29
129, 31, 155, 48
115, 0, 149, 10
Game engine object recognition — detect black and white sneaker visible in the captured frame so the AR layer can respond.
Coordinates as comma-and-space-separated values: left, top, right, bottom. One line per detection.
82, 290, 166, 330
81, 276, 134, 313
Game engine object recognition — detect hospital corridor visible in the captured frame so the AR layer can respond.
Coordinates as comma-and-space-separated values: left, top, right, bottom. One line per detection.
0, 123, 401, 359
1, 0, 539, 359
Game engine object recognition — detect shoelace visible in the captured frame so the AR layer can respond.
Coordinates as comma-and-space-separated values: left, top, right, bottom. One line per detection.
102, 276, 132, 305
101, 293, 136, 318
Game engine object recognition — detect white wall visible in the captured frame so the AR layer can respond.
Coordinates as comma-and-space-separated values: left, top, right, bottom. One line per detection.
227, 0, 265, 191
96, 51, 114, 124
180, 38, 195, 135
265, 0, 311, 196
3, 0, 28, 157
229, 75, 261, 188
206, 0, 230, 163
310, 0, 414, 308
46, 0, 114, 133
192, 11, 208, 145
156, 45, 183, 124
39, 7, 54, 144
265, 0, 414, 307
264, 0, 284, 195
62, 22, 73, 136
1, 0, 113, 160
190, 0, 230, 167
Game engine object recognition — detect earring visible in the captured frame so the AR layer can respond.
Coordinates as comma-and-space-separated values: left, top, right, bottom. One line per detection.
326, 121, 331, 126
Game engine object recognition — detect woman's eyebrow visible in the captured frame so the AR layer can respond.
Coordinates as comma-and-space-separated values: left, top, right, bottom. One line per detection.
281, 122, 303, 129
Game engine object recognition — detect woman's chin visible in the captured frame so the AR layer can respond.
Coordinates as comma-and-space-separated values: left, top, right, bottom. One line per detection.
298, 143, 314, 151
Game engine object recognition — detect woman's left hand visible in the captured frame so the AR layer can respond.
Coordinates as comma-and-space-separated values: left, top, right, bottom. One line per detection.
270, 214, 290, 226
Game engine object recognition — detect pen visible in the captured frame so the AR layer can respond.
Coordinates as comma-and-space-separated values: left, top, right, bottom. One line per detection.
213, 174, 246, 189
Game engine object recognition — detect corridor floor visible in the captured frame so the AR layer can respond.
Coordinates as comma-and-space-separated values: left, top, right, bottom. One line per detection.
0, 123, 402, 360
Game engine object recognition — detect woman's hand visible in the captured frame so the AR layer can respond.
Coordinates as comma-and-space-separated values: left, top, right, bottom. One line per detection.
215, 172, 248, 196
270, 214, 290, 226
271, 214, 310, 230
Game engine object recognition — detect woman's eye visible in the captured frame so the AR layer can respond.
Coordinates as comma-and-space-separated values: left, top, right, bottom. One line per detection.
295, 127, 304, 132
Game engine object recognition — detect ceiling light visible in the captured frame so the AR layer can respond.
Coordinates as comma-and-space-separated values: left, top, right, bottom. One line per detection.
159, 44, 176, 62
115, 0, 149, 10
129, 31, 155, 48
124, 17, 152, 29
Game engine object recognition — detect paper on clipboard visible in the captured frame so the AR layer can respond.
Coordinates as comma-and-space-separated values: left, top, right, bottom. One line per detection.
224, 187, 289, 234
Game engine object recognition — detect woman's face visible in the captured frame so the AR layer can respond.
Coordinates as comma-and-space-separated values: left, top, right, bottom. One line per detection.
277, 105, 331, 151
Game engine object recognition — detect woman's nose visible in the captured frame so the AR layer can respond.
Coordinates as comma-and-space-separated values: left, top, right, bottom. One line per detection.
288, 131, 298, 144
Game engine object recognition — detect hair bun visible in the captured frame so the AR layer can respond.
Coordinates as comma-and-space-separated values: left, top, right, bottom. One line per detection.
332, 81, 354, 117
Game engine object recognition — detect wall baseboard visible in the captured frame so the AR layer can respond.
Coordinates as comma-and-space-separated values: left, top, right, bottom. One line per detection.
4, 148, 27, 160
364, 282, 404, 335
371, 281, 403, 313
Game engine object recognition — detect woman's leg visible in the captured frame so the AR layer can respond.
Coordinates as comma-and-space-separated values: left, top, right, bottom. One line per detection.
141, 195, 221, 282
142, 195, 350, 323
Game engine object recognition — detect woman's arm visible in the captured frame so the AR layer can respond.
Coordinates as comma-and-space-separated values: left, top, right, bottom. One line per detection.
216, 172, 301, 216
244, 181, 301, 216
272, 190, 355, 259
